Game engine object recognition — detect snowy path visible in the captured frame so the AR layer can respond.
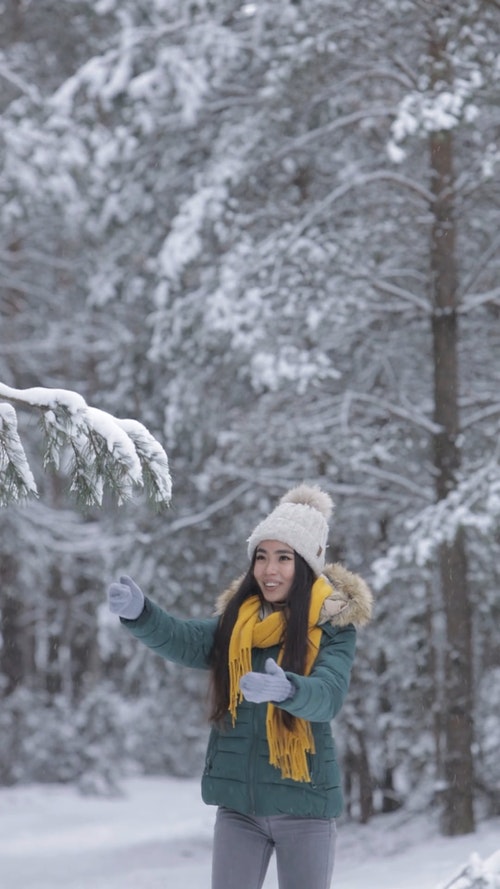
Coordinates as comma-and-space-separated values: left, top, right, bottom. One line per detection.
0, 776, 498, 889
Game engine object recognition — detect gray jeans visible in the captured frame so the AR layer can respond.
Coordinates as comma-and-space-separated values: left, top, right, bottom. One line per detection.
211, 806, 337, 889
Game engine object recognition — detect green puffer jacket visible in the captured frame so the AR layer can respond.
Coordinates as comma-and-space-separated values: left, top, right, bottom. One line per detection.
121, 562, 372, 819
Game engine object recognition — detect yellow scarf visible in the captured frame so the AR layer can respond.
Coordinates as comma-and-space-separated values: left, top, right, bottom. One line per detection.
228, 575, 332, 783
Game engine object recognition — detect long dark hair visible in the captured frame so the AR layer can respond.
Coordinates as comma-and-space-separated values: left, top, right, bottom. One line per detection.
209, 551, 315, 727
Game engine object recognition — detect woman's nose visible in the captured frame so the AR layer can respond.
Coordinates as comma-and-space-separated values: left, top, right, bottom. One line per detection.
264, 561, 278, 575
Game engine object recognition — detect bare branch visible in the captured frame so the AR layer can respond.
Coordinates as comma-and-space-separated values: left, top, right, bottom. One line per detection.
155, 481, 252, 535
460, 286, 500, 314
461, 230, 500, 295
284, 171, 435, 249
373, 279, 431, 313
342, 391, 442, 435
347, 461, 433, 500
462, 403, 500, 429
0, 62, 42, 104
272, 106, 396, 162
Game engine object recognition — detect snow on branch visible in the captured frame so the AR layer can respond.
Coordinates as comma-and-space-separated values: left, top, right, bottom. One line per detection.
387, 72, 482, 162
0, 403, 38, 506
115, 418, 173, 506
372, 458, 500, 588
0, 384, 172, 509
438, 848, 500, 889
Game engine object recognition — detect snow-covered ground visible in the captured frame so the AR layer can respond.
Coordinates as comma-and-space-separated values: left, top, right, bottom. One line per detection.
0, 776, 498, 889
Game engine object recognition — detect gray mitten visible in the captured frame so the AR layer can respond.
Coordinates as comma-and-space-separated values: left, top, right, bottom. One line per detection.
107, 575, 145, 620
239, 658, 294, 703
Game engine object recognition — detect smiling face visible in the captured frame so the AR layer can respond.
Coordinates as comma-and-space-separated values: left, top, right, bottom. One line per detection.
252, 539, 296, 606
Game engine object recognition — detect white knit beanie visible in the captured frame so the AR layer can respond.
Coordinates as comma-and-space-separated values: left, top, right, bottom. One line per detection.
247, 484, 334, 577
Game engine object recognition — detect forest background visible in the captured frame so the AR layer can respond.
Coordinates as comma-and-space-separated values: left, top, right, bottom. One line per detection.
0, 0, 499, 841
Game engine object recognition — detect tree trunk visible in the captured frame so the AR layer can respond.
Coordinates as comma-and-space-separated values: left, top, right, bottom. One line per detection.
0, 596, 25, 695
0, 556, 36, 695
4, 0, 24, 41
343, 731, 374, 824
356, 727, 374, 824
428, 25, 475, 836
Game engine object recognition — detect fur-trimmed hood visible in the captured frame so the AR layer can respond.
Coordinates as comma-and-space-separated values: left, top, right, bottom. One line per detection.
215, 562, 373, 628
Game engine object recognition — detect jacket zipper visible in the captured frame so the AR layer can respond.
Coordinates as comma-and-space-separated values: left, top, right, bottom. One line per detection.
248, 648, 266, 814
248, 703, 259, 814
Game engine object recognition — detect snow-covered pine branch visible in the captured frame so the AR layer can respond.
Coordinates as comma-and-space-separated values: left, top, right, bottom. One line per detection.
0, 384, 172, 509
115, 417, 173, 506
0, 403, 38, 506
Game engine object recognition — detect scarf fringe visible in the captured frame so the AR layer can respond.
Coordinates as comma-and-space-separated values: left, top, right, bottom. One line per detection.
267, 706, 316, 782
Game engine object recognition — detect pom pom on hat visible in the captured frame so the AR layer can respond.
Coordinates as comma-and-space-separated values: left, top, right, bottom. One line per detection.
247, 483, 334, 577
279, 484, 333, 520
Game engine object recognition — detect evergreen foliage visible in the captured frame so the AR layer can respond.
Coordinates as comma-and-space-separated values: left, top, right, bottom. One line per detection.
0, 384, 172, 507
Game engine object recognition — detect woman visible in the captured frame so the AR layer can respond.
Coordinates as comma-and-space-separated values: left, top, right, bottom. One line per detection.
108, 484, 372, 889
